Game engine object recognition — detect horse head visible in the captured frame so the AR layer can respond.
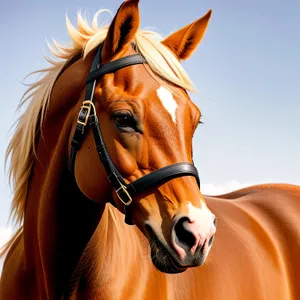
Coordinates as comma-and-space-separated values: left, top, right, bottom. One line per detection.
69, 0, 215, 274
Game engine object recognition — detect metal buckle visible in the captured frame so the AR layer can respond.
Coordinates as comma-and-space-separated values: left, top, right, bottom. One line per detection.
77, 101, 97, 127
77, 105, 91, 126
116, 184, 132, 206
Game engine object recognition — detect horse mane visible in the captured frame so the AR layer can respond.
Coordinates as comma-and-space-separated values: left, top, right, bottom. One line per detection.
1, 9, 195, 258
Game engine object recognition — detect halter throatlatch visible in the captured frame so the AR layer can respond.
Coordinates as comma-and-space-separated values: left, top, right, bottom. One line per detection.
69, 43, 200, 225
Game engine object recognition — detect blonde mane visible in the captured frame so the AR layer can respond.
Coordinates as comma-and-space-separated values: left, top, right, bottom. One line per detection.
1, 9, 195, 257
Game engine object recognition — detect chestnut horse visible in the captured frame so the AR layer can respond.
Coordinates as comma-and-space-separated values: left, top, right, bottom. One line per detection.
1, 1, 300, 299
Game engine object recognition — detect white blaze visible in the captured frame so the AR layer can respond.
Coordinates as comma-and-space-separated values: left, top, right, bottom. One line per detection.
156, 86, 178, 123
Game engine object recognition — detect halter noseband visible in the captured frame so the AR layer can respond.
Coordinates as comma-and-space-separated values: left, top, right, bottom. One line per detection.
68, 43, 200, 225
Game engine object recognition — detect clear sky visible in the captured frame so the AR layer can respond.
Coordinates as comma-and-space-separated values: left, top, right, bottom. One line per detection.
0, 0, 299, 233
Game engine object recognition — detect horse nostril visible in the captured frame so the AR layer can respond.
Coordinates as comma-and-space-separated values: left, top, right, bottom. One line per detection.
174, 217, 196, 252
208, 234, 215, 247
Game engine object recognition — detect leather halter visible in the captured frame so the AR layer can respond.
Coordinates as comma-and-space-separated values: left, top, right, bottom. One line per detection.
69, 43, 200, 225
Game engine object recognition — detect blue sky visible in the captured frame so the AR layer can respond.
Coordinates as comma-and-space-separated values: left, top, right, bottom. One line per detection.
0, 0, 299, 235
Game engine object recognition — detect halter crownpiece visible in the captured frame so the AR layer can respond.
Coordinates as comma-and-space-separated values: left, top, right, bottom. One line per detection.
69, 43, 200, 225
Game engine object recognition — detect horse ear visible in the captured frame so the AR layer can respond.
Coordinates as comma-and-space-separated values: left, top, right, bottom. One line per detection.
102, 0, 140, 61
161, 10, 212, 60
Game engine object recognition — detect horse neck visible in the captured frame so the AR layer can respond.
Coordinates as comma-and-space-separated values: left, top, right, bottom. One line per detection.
65, 205, 128, 297
66, 205, 168, 300
22, 53, 109, 299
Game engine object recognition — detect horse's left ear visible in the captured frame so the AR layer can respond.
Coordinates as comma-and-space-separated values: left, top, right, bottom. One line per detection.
102, 0, 140, 61
161, 10, 212, 60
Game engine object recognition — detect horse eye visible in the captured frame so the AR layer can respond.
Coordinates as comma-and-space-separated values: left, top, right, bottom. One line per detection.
112, 112, 136, 130
115, 115, 133, 127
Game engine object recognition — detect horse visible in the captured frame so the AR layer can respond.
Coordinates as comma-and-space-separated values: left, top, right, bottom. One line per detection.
1, 1, 300, 299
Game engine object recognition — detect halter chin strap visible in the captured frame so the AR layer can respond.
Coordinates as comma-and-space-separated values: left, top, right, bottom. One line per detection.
69, 43, 200, 225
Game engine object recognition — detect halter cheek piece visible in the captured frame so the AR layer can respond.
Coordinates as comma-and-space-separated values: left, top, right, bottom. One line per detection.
69, 43, 200, 225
